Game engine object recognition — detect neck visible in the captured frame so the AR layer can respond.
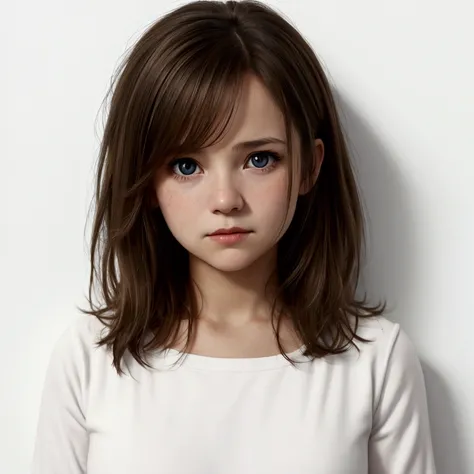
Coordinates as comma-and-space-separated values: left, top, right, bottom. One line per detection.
188, 249, 279, 327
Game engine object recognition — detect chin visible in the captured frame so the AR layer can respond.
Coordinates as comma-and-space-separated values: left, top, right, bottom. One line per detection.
211, 262, 254, 273
196, 252, 261, 273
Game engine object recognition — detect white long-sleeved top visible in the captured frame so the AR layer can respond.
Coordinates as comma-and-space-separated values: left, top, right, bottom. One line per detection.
31, 314, 436, 473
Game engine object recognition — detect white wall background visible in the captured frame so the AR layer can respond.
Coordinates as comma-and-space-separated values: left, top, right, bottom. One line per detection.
2, 0, 473, 472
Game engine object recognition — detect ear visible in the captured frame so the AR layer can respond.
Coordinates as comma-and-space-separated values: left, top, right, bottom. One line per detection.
299, 138, 324, 195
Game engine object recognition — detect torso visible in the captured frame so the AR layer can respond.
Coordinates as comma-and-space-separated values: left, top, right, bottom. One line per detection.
79, 316, 399, 474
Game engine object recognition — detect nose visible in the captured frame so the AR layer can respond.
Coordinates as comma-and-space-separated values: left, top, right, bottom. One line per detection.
210, 174, 244, 215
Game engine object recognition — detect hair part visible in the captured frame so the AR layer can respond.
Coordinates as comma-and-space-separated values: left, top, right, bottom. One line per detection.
80, 0, 385, 375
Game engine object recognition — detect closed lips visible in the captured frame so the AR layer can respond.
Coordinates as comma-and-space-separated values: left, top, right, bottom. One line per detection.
209, 228, 251, 235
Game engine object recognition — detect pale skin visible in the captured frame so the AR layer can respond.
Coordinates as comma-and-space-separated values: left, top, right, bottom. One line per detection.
154, 74, 324, 358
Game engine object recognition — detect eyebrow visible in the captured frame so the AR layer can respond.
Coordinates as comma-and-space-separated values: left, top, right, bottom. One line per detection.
231, 137, 287, 152
192, 137, 287, 155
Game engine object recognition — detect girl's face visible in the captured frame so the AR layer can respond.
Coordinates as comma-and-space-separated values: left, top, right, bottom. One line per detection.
154, 74, 317, 273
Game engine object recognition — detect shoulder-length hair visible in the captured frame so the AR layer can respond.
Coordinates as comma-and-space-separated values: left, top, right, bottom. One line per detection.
80, 0, 384, 374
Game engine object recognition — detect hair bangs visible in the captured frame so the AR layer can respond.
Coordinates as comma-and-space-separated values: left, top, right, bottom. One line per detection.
145, 41, 249, 166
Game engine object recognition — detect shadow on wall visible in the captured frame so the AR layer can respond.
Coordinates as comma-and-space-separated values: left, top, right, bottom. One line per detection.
332, 91, 468, 474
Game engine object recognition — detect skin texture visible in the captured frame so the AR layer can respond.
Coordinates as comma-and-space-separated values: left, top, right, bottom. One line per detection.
154, 74, 324, 356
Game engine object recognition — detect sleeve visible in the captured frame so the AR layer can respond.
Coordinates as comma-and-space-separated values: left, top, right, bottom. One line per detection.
31, 318, 91, 474
368, 326, 436, 474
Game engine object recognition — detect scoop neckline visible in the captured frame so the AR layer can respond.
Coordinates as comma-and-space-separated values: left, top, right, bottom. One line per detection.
154, 344, 309, 371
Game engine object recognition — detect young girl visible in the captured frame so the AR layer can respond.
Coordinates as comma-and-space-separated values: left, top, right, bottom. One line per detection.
31, 1, 436, 473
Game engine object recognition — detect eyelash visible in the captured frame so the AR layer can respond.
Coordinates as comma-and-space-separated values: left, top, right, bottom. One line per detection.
167, 150, 283, 182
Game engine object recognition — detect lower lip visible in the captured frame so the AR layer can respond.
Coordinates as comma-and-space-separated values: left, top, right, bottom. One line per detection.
208, 232, 251, 244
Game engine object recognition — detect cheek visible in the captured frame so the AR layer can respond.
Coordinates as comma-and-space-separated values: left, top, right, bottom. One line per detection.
252, 171, 291, 211
155, 183, 184, 225
155, 182, 204, 244
250, 171, 298, 235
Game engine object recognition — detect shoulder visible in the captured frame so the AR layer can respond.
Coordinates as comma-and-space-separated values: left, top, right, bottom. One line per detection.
53, 314, 107, 350
355, 315, 418, 365
350, 316, 425, 406
47, 314, 110, 374
35, 315, 113, 423
326, 316, 423, 388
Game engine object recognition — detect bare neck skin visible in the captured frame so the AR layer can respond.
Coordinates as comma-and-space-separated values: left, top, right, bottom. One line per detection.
190, 247, 277, 326
177, 247, 301, 358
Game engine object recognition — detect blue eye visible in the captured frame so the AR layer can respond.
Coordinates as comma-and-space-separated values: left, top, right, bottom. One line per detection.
247, 151, 280, 169
168, 150, 281, 181
172, 159, 198, 176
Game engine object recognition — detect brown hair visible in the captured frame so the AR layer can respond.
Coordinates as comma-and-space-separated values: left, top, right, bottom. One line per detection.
80, 0, 384, 374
